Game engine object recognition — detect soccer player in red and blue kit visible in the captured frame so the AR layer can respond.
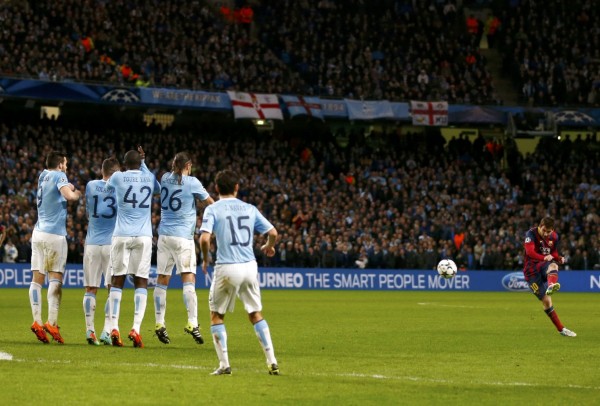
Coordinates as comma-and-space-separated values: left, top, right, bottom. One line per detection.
523, 217, 576, 337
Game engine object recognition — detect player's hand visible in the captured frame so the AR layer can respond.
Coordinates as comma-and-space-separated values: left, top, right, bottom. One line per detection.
201, 260, 209, 275
559, 256, 566, 264
261, 244, 275, 257
138, 145, 145, 160
544, 255, 553, 262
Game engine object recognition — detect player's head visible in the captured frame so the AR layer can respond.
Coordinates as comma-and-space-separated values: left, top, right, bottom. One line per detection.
102, 157, 120, 179
215, 169, 239, 196
46, 151, 67, 171
538, 217, 555, 238
123, 150, 141, 170
171, 151, 192, 184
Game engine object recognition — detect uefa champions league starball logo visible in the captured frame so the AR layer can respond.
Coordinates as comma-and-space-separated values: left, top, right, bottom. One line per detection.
101, 89, 140, 103
553, 110, 595, 124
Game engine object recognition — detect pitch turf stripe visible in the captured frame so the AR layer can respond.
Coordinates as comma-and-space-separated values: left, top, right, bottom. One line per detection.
4, 356, 600, 391
417, 302, 492, 309
336, 373, 600, 390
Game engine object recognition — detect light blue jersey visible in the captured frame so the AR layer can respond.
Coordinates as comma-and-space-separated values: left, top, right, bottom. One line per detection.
35, 169, 70, 236
107, 164, 160, 238
85, 179, 117, 245
201, 197, 273, 264
158, 172, 210, 239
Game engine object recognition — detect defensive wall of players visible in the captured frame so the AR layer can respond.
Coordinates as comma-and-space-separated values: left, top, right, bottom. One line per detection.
1, 263, 599, 293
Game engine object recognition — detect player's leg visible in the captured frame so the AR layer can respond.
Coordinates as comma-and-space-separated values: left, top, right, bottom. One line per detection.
182, 273, 203, 344
43, 234, 67, 344
154, 235, 173, 343
100, 245, 113, 345
83, 244, 102, 345
128, 236, 152, 348
29, 232, 48, 343
83, 287, 100, 345
210, 312, 231, 375
108, 237, 129, 347
545, 262, 561, 295
240, 262, 279, 375
178, 239, 203, 343
529, 266, 575, 337
209, 264, 234, 375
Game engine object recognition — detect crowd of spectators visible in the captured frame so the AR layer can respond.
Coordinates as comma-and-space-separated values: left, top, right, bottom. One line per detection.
1, 1, 599, 107
1, 113, 599, 271
0, 0, 302, 93
497, 0, 600, 106
256, 0, 500, 104
0, 0, 502, 104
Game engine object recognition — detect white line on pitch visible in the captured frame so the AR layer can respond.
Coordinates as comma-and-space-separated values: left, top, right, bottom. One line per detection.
0, 351, 13, 361
5, 356, 600, 391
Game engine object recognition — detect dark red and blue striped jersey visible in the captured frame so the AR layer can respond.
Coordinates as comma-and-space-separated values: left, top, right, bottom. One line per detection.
522, 227, 560, 280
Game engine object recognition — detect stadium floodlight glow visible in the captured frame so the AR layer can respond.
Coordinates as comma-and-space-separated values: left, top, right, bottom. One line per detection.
252, 119, 274, 132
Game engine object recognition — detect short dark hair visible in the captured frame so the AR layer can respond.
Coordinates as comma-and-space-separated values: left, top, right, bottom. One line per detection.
46, 151, 67, 169
102, 157, 120, 178
540, 217, 555, 229
215, 170, 239, 196
123, 150, 141, 170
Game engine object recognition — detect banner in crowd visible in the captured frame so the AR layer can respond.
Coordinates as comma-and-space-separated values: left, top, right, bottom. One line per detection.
2, 78, 600, 127
1, 264, 599, 292
138, 88, 229, 109
226, 91, 283, 120
345, 99, 394, 120
280, 95, 324, 119
320, 99, 348, 118
410, 100, 449, 126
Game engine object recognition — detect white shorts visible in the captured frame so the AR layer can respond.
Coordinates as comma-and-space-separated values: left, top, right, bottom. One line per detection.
110, 236, 153, 279
208, 260, 262, 314
83, 244, 112, 288
31, 229, 67, 275
156, 235, 197, 276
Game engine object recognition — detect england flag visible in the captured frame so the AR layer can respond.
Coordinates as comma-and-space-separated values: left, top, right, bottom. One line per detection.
410, 101, 448, 126
280, 95, 324, 119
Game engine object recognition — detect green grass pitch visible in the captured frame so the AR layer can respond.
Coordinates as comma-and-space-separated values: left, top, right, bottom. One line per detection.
0, 288, 599, 405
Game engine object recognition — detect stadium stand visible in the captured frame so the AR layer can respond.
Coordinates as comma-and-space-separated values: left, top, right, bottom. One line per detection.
497, 0, 600, 106
0, 108, 598, 271
0, 1, 598, 270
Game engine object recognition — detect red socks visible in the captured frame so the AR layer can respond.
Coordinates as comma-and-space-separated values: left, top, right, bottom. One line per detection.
545, 306, 564, 331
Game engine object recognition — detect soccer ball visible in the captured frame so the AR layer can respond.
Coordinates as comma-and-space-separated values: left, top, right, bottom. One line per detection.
437, 259, 457, 279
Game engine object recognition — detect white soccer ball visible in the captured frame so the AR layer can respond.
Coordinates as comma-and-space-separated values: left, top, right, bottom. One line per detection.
437, 259, 457, 279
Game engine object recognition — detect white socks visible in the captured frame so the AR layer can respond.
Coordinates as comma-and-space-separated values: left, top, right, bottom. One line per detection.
29, 282, 43, 324
132, 288, 147, 333
254, 319, 277, 365
153, 284, 167, 326
183, 282, 198, 327
108, 287, 122, 331
211, 324, 229, 368
47, 278, 62, 325
83, 292, 96, 332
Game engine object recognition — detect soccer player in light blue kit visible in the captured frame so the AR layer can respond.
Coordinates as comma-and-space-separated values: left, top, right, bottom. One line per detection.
107, 147, 160, 348
29, 151, 82, 344
153, 151, 214, 345
83, 157, 121, 345
200, 169, 280, 375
